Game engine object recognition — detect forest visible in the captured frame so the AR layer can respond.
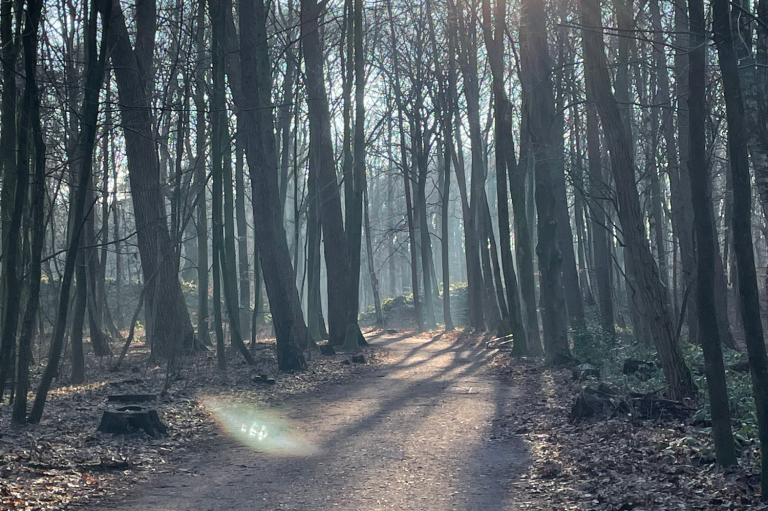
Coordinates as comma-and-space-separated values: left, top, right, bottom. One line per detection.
1, 0, 768, 505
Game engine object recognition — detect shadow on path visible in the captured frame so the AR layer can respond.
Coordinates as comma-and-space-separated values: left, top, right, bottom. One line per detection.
86, 331, 530, 511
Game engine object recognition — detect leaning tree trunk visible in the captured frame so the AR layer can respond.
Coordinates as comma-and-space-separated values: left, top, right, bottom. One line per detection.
579, 0, 696, 399
28, 0, 111, 424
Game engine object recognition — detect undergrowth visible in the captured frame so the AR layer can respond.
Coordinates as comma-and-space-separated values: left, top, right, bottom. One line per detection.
572, 314, 758, 456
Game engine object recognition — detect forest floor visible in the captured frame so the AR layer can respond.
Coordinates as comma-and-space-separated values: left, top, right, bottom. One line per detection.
2, 326, 766, 510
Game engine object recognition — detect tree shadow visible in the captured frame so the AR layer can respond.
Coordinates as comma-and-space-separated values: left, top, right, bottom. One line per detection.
94, 332, 533, 511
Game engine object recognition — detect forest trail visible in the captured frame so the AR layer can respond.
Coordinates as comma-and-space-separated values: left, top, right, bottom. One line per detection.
89, 331, 528, 510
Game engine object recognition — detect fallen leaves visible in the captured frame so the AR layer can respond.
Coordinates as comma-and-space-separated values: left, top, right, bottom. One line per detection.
0, 337, 385, 510
488, 349, 766, 510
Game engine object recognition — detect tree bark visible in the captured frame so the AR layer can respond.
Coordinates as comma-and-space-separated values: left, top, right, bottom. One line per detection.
238, 0, 307, 369
520, 0, 570, 362
107, 0, 195, 359
712, 0, 768, 493
687, 0, 736, 465
579, 0, 695, 398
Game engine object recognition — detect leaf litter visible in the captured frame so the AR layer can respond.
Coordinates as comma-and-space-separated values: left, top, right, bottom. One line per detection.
487, 345, 766, 510
0, 336, 385, 510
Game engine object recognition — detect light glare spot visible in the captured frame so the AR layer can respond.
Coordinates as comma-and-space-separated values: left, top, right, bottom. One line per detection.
202, 397, 318, 456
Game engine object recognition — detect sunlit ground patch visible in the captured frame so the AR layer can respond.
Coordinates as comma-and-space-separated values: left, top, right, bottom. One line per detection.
201, 397, 318, 456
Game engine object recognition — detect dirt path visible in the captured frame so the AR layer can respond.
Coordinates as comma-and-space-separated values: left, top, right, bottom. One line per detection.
88, 332, 528, 511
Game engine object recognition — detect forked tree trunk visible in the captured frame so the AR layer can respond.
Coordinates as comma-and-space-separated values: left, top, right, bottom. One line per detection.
302, 0, 363, 345
108, 0, 195, 359
238, 0, 307, 369
520, 0, 570, 362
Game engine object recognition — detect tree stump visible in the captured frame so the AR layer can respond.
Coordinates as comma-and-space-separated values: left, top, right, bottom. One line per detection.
97, 406, 168, 437
107, 394, 156, 404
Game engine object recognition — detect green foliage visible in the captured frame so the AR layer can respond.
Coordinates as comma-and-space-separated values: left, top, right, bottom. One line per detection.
684, 345, 757, 439
591, 320, 758, 448
571, 320, 617, 368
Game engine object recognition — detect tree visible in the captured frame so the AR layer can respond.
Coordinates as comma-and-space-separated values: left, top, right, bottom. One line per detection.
238, 0, 307, 369
481, 0, 527, 352
712, 0, 768, 493
687, 0, 736, 465
520, 0, 570, 362
107, 0, 195, 359
29, 0, 111, 424
579, 0, 696, 398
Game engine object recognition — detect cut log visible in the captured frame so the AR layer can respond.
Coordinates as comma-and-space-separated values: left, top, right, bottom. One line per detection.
97, 407, 168, 437
571, 384, 692, 422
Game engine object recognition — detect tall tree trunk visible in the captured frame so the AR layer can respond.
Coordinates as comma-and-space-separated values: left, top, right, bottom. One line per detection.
211, 0, 228, 369
453, 0, 486, 331
520, 0, 570, 362
687, 0, 736, 465
238, 0, 307, 369
0, 0, 20, 400
586, 101, 615, 337
671, 0, 699, 345
712, 0, 768, 494
363, 187, 384, 325
481, 0, 527, 352
415, 120, 437, 330
71, 258, 87, 383
194, 0, 209, 346
344, 0, 367, 344
387, 0, 425, 332
302, 0, 363, 346
12, 0, 44, 425
235, 123, 251, 340
107, 0, 195, 358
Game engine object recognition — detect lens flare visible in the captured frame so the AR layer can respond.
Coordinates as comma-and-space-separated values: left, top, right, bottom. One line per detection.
201, 397, 318, 456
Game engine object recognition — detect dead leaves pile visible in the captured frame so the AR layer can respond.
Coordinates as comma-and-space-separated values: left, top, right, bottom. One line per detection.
489, 353, 765, 510
0, 340, 384, 510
